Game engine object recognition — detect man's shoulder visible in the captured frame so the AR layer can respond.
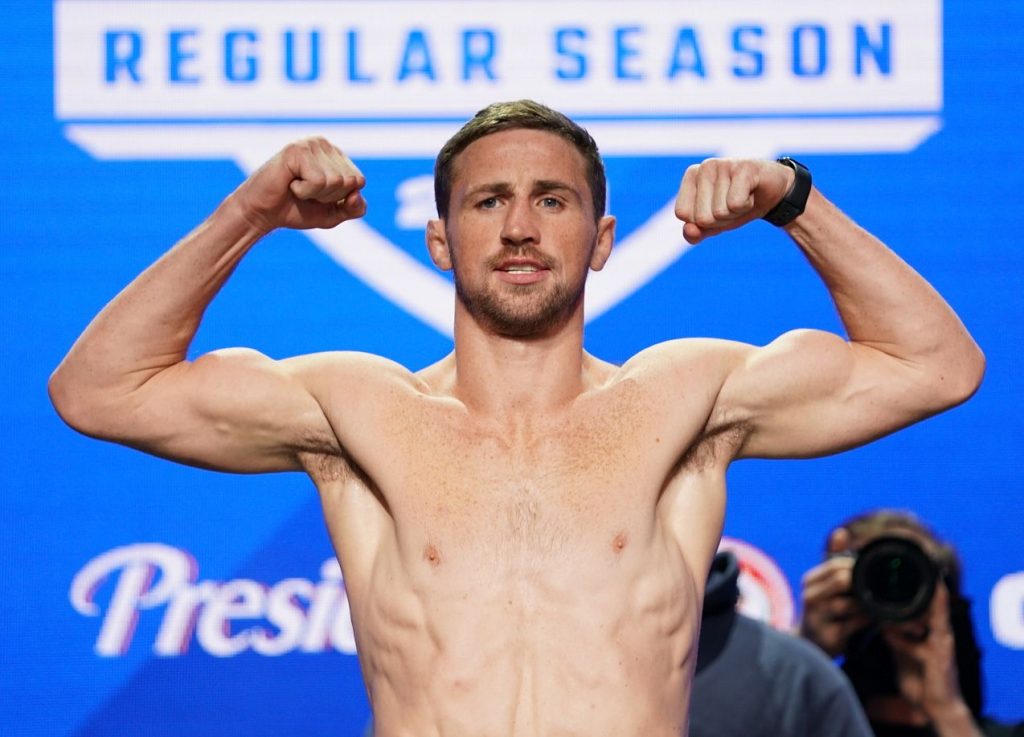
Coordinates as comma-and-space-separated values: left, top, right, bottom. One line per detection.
605, 338, 757, 421
280, 349, 432, 398
617, 337, 754, 380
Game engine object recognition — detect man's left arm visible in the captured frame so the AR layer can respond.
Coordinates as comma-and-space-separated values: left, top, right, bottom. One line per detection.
675, 158, 985, 459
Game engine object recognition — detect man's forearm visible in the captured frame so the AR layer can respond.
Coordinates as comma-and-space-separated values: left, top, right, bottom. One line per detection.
49, 194, 266, 428
784, 188, 985, 406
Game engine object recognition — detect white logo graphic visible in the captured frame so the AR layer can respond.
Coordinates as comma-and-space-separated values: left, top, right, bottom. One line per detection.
54, 0, 943, 335
70, 543, 357, 657
991, 571, 1024, 650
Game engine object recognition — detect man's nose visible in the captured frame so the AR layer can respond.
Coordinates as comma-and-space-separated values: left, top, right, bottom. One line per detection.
500, 199, 540, 247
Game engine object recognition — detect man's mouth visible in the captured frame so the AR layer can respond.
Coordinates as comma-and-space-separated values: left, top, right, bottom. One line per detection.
494, 258, 549, 283
495, 256, 548, 271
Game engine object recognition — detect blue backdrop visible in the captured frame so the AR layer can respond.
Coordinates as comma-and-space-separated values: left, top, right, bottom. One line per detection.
2, 1, 1021, 734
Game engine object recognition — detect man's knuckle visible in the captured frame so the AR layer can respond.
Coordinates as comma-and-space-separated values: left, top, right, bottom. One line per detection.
727, 193, 748, 210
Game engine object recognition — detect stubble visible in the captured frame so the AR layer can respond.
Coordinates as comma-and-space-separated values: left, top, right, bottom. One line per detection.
450, 245, 588, 338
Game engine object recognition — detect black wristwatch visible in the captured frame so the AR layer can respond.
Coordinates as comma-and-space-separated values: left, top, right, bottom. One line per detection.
762, 157, 811, 227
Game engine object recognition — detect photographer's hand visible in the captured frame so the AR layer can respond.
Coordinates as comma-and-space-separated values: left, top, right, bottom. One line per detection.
882, 583, 983, 737
799, 528, 871, 656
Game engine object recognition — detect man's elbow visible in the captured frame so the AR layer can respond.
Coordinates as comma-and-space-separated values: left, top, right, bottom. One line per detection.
48, 364, 117, 439
933, 342, 986, 409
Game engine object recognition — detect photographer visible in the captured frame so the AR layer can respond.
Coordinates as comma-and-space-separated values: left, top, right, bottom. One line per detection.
799, 510, 1022, 737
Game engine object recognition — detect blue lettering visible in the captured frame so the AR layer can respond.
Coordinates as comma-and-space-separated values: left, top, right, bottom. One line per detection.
224, 30, 258, 83
397, 29, 437, 82
792, 25, 827, 77
285, 30, 320, 83
346, 30, 374, 83
614, 26, 644, 80
554, 27, 587, 80
855, 23, 891, 76
462, 29, 496, 81
104, 30, 143, 83
667, 27, 706, 79
169, 29, 200, 84
731, 25, 764, 78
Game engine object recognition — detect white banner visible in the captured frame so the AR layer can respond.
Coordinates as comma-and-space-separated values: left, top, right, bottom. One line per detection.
55, 0, 941, 120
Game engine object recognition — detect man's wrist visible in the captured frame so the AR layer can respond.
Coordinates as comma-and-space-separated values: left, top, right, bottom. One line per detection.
925, 698, 983, 737
763, 157, 812, 227
222, 191, 277, 240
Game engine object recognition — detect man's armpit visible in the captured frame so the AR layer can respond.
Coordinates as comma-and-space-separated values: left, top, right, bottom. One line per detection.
678, 419, 751, 472
300, 449, 353, 485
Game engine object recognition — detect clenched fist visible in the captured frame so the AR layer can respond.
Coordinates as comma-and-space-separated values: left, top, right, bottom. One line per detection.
233, 137, 367, 234
674, 158, 796, 245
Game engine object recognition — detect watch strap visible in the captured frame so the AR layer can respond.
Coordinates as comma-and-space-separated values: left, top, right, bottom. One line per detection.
762, 157, 811, 227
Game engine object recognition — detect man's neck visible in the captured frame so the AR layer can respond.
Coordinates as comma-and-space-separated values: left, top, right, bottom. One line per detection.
448, 305, 595, 418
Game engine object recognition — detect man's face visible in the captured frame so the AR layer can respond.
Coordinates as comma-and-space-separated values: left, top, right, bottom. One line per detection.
427, 128, 614, 337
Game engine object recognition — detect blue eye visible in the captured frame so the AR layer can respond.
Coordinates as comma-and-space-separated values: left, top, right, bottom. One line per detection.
478, 197, 499, 209
540, 197, 561, 208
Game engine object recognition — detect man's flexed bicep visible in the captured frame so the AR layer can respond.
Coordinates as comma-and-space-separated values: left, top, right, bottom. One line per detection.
715, 329, 960, 460
52, 347, 343, 473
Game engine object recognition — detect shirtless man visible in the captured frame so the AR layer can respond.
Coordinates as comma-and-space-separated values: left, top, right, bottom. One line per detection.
49, 100, 984, 737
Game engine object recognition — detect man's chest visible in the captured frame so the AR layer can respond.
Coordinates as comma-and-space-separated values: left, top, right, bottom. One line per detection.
384, 417, 656, 526
319, 374, 723, 569
357, 401, 695, 557
313, 388, 731, 617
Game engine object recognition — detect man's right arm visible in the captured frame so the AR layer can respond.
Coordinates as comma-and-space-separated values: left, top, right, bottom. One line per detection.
48, 137, 368, 473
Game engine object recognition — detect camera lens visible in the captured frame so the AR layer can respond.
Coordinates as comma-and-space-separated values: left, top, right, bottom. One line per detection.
851, 536, 938, 622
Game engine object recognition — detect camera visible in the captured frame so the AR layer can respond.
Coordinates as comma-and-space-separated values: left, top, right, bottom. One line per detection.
850, 535, 942, 622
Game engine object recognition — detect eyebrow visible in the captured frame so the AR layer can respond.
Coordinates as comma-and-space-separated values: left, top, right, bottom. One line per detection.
465, 182, 513, 199
465, 180, 582, 202
534, 180, 581, 202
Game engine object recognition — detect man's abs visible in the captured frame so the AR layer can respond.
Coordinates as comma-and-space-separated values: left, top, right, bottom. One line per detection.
351, 513, 700, 737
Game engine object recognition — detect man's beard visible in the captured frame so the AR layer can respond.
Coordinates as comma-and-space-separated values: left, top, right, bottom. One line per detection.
450, 246, 588, 338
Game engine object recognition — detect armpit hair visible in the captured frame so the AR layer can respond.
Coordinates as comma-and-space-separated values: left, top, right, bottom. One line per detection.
678, 418, 751, 472
298, 447, 392, 517
301, 449, 352, 484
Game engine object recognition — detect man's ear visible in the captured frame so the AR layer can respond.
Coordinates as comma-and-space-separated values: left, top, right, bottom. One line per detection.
589, 216, 616, 271
426, 219, 452, 271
